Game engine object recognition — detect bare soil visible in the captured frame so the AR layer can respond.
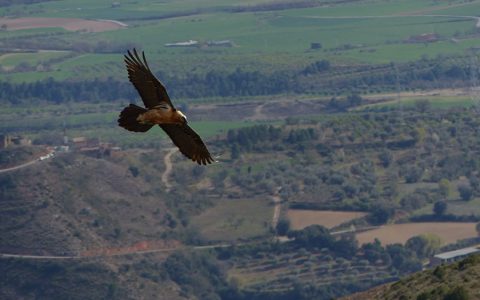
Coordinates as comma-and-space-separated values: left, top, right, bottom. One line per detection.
356, 222, 478, 246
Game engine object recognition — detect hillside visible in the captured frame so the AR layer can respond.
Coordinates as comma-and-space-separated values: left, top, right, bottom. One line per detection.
4, 104, 480, 299
342, 254, 480, 300
0, 147, 176, 255
4, 0, 480, 299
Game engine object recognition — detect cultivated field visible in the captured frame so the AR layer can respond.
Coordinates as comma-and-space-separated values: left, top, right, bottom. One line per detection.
0, 17, 126, 32
287, 209, 367, 230
191, 198, 272, 241
356, 222, 478, 246
1, 0, 480, 81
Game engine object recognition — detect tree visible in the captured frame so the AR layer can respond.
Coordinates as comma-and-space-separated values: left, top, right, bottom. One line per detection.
378, 150, 393, 167
333, 236, 358, 259
458, 184, 473, 201
289, 225, 333, 249
405, 234, 441, 258
403, 166, 423, 183
276, 219, 290, 236
128, 166, 139, 177
230, 143, 240, 160
369, 206, 394, 225
443, 286, 470, 300
433, 201, 447, 216
414, 99, 431, 113
468, 175, 480, 193
362, 239, 386, 263
439, 179, 451, 198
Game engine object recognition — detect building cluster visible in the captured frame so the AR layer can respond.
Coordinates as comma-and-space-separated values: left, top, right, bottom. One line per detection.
406, 33, 439, 43
0, 134, 31, 149
0, 132, 122, 159
70, 136, 121, 158
165, 39, 234, 48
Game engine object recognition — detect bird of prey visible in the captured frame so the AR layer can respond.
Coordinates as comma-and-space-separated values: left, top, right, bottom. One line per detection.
118, 49, 214, 165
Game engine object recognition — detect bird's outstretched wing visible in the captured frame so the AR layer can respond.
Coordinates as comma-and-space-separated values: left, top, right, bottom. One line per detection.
124, 48, 174, 109
160, 124, 214, 165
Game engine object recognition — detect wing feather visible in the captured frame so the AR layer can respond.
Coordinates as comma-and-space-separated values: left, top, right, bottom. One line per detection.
160, 124, 214, 165
124, 48, 174, 109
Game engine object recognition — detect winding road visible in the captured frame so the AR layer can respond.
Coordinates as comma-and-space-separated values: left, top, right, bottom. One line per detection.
0, 150, 54, 174
161, 148, 176, 191
301, 13, 480, 28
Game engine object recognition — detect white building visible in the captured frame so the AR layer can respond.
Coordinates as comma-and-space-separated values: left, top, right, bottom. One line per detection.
165, 40, 199, 47
430, 246, 480, 266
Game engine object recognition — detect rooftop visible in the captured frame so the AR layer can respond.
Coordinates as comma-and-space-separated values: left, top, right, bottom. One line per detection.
434, 246, 480, 260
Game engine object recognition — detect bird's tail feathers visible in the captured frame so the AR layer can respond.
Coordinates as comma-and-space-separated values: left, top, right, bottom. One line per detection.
118, 104, 153, 132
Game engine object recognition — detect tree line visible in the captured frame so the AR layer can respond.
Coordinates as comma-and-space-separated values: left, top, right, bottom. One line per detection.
0, 55, 477, 105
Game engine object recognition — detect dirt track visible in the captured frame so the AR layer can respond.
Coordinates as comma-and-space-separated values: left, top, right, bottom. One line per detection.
0, 17, 126, 32
161, 148, 176, 191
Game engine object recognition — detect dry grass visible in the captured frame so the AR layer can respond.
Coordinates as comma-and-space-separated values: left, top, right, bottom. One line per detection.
356, 222, 478, 246
191, 199, 272, 241
287, 209, 367, 230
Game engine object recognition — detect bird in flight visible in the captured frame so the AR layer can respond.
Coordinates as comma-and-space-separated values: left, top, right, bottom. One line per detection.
118, 49, 214, 165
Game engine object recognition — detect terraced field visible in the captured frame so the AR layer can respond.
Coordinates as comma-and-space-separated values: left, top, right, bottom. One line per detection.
230, 248, 396, 292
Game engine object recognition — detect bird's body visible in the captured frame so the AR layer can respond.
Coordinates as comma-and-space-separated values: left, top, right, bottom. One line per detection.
137, 105, 186, 125
118, 49, 214, 165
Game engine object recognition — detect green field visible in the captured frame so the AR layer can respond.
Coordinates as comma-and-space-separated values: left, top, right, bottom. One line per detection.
191, 198, 273, 241
1, 0, 480, 82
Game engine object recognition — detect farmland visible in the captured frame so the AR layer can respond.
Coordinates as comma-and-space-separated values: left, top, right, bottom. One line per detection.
287, 209, 367, 230
356, 222, 478, 246
0, 17, 125, 32
3, 0, 480, 299
191, 198, 272, 241
1, 0, 480, 83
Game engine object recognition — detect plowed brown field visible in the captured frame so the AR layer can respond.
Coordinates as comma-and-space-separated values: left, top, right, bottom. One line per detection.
356, 222, 478, 245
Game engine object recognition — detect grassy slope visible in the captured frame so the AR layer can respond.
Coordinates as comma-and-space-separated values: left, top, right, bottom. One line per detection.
0, 254, 183, 300
0, 149, 176, 254
191, 198, 272, 241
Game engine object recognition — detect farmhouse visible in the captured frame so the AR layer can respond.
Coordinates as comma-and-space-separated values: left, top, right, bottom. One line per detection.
206, 40, 234, 47
407, 33, 439, 43
0, 134, 10, 149
10, 135, 31, 146
0, 134, 31, 148
430, 246, 480, 266
165, 40, 199, 47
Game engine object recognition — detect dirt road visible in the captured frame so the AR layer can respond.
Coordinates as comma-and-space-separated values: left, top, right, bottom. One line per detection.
0, 244, 231, 260
161, 148, 176, 191
0, 150, 54, 174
